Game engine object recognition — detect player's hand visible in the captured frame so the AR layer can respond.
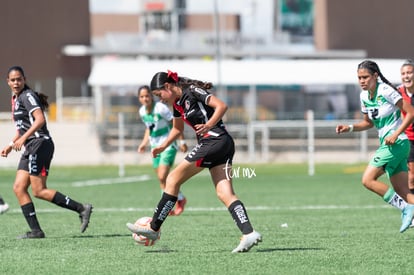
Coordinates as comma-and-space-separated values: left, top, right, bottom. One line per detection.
151, 146, 165, 158
336, 125, 349, 134
180, 143, 188, 153
195, 124, 211, 136
384, 134, 397, 145
137, 144, 145, 153
12, 138, 25, 151
1, 146, 12, 157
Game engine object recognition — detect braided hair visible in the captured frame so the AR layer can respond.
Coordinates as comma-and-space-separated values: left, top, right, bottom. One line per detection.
357, 60, 398, 92
7, 66, 49, 110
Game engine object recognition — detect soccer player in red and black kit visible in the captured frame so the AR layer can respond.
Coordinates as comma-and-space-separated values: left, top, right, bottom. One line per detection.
127, 70, 262, 253
1, 66, 93, 239
399, 60, 414, 195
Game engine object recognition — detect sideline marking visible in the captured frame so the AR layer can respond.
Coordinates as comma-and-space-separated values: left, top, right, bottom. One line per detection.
5, 204, 391, 214
71, 175, 151, 187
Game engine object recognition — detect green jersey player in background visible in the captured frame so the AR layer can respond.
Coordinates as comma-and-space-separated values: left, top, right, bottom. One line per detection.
137, 85, 188, 216
336, 60, 414, 233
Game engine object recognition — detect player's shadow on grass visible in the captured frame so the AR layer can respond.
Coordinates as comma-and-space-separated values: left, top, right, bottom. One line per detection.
257, 247, 325, 253
72, 233, 131, 238
145, 249, 176, 253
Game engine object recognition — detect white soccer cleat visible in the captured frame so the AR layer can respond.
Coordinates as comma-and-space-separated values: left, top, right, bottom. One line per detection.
126, 222, 160, 241
0, 203, 9, 214
231, 231, 262, 253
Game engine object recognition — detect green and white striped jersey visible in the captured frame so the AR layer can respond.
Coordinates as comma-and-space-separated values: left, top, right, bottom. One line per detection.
139, 102, 177, 150
360, 82, 407, 145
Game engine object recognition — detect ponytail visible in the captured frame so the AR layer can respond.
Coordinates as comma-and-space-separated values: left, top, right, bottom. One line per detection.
150, 70, 213, 91
36, 92, 49, 110
357, 60, 399, 92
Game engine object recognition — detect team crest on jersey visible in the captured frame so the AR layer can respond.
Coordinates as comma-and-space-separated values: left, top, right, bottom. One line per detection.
14, 101, 20, 111
185, 100, 190, 110
377, 96, 385, 105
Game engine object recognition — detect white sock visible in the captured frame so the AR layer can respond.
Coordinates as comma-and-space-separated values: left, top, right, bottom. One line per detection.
387, 193, 407, 210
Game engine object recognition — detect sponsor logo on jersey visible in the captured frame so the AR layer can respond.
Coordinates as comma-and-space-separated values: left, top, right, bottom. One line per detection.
194, 87, 207, 95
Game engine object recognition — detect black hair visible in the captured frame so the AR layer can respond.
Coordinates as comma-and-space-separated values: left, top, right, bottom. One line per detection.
138, 85, 152, 97
357, 60, 399, 92
150, 71, 213, 92
7, 65, 49, 110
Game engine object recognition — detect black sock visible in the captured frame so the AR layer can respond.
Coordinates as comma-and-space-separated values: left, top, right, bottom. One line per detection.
228, 200, 254, 234
21, 202, 42, 232
0, 197, 5, 204
52, 191, 84, 213
150, 192, 177, 231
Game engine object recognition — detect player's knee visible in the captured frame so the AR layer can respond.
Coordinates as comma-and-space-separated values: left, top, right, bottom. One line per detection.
361, 177, 374, 190
31, 188, 47, 199
12, 184, 23, 196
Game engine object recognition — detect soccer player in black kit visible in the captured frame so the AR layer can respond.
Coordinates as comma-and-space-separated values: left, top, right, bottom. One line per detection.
127, 70, 262, 253
1, 66, 92, 239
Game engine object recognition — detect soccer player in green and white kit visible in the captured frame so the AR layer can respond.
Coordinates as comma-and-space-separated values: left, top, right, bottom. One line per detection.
137, 85, 188, 215
336, 60, 414, 233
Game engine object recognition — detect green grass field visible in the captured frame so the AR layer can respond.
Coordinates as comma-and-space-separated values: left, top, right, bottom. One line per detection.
0, 163, 413, 275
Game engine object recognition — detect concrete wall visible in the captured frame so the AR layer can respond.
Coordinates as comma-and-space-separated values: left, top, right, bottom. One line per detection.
314, 0, 414, 59
0, 0, 91, 111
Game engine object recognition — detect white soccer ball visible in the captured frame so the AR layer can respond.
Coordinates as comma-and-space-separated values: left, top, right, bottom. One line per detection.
132, 216, 160, 246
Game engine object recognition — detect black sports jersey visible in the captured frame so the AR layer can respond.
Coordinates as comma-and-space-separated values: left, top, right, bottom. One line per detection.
12, 89, 50, 140
173, 85, 227, 139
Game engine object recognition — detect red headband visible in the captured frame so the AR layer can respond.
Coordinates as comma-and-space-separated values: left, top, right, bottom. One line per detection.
167, 70, 178, 83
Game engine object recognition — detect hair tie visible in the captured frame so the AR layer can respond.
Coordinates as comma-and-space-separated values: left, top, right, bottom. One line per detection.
167, 70, 178, 83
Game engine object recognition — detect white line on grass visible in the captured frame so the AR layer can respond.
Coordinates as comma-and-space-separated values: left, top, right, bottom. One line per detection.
71, 175, 151, 187
5, 204, 391, 214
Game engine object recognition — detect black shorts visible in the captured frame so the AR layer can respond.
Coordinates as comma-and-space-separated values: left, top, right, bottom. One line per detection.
409, 140, 414, 163
185, 134, 235, 168
18, 137, 54, 176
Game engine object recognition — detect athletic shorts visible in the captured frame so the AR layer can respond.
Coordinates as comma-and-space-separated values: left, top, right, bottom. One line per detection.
369, 138, 409, 177
153, 147, 177, 168
185, 134, 235, 168
18, 137, 54, 176
408, 140, 414, 163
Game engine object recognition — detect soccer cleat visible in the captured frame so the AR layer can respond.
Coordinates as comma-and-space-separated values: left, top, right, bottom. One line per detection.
79, 203, 93, 233
0, 203, 9, 214
126, 222, 160, 241
17, 230, 45, 239
173, 198, 187, 216
231, 231, 262, 253
400, 204, 414, 233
